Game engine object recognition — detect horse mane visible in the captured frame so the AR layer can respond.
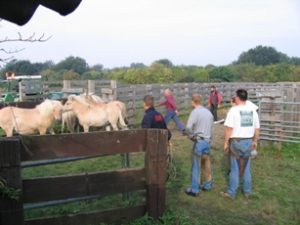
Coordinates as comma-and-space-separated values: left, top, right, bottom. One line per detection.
36, 99, 63, 117
36, 99, 55, 116
69, 95, 90, 107
79, 94, 104, 105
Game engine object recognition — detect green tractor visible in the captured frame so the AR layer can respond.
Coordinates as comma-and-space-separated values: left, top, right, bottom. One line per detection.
0, 79, 19, 103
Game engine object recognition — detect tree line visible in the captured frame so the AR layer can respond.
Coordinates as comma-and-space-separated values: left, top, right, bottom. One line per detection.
1, 45, 300, 83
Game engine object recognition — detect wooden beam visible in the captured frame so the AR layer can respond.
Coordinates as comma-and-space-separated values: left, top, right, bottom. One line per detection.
145, 129, 167, 219
23, 168, 146, 203
20, 130, 147, 161
0, 139, 24, 225
24, 205, 146, 225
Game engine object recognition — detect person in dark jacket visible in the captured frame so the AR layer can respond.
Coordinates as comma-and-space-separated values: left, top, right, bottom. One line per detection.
142, 95, 171, 140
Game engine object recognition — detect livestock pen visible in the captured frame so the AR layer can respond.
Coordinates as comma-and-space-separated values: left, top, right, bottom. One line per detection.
0, 129, 167, 225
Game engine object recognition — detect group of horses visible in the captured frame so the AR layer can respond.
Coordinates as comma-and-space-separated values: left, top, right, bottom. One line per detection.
0, 95, 128, 137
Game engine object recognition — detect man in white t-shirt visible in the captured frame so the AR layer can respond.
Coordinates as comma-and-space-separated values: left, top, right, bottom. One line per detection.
221, 89, 260, 199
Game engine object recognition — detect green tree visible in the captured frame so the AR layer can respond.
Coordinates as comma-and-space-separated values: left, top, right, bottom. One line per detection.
153, 59, 173, 68
63, 70, 80, 80
55, 56, 88, 74
208, 66, 234, 82
236, 45, 289, 66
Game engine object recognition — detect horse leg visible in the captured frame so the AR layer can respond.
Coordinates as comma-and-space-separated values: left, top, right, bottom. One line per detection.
49, 127, 55, 135
39, 127, 47, 135
83, 125, 89, 133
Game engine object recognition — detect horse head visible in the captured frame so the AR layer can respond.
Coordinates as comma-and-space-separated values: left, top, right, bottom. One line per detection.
50, 100, 63, 121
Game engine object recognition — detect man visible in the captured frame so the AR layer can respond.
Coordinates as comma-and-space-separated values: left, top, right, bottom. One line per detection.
221, 89, 260, 199
208, 85, 222, 121
142, 95, 171, 140
158, 89, 185, 133
184, 93, 214, 197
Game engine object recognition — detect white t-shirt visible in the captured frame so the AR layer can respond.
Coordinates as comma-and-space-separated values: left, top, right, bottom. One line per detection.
224, 104, 260, 138
246, 100, 258, 111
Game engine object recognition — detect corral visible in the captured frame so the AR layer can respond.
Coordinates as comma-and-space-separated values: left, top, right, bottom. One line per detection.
0, 129, 167, 225
0, 81, 300, 225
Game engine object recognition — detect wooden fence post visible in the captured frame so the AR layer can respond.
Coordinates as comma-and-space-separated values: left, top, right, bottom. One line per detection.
0, 138, 23, 225
145, 130, 167, 219
88, 80, 95, 94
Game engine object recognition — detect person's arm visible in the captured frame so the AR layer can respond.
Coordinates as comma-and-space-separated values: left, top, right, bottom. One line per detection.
224, 126, 233, 153
157, 100, 166, 107
252, 128, 260, 150
217, 92, 222, 106
207, 95, 211, 107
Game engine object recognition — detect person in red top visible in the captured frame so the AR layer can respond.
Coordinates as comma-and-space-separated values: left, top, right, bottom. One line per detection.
208, 85, 222, 121
158, 89, 185, 133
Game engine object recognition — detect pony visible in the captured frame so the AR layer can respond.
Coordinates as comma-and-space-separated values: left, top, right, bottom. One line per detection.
0, 99, 63, 137
61, 94, 105, 132
63, 95, 127, 132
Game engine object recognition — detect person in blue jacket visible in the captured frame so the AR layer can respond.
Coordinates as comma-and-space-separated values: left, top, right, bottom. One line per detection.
141, 95, 171, 140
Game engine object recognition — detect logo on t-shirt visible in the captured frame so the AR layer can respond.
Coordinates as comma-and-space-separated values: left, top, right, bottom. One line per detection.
240, 110, 253, 127
154, 115, 163, 122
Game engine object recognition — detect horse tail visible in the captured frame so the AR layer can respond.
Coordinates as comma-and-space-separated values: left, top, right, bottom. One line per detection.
117, 108, 127, 129
62, 111, 78, 133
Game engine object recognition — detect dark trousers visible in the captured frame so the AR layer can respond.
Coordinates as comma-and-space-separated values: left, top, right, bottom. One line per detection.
210, 104, 218, 121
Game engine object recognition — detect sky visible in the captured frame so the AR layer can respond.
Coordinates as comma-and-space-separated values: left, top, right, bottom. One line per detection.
1, 0, 300, 68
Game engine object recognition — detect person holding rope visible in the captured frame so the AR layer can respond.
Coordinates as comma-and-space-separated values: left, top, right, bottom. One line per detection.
184, 93, 214, 197
221, 89, 260, 199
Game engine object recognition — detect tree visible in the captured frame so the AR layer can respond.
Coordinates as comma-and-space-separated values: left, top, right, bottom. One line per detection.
0, 31, 51, 65
130, 62, 146, 68
63, 70, 80, 80
153, 59, 173, 68
1, 59, 53, 76
208, 66, 234, 82
54, 56, 89, 74
236, 45, 289, 66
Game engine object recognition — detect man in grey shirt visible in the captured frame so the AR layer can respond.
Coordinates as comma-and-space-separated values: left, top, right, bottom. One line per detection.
185, 93, 214, 197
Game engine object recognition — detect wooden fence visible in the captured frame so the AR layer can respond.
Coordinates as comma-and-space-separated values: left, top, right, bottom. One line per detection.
0, 129, 167, 225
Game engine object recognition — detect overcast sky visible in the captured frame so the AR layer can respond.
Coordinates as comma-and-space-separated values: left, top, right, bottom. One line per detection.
1, 0, 300, 68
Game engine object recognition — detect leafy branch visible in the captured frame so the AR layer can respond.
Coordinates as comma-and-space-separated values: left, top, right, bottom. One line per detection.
0, 177, 21, 201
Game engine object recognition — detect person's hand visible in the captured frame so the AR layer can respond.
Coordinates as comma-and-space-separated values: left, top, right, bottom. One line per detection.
252, 141, 257, 150
224, 142, 229, 153
175, 110, 179, 115
218, 104, 221, 108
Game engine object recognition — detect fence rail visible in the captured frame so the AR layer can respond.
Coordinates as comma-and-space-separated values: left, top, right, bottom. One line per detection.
0, 129, 167, 225
259, 100, 300, 143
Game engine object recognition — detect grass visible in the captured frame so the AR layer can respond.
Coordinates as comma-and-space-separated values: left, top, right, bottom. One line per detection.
20, 133, 300, 225
1, 111, 300, 225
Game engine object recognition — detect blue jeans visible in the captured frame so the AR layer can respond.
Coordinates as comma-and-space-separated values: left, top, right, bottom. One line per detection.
164, 110, 185, 131
227, 139, 252, 197
191, 140, 211, 193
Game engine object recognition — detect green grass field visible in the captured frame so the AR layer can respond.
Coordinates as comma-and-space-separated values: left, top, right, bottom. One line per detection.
1, 108, 300, 225
20, 131, 300, 225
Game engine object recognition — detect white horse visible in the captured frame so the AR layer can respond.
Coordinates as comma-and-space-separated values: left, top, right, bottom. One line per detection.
61, 94, 105, 132
0, 99, 63, 137
63, 95, 127, 132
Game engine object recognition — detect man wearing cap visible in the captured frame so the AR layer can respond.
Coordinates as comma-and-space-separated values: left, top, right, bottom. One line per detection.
184, 93, 214, 197
221, 89, 260, 199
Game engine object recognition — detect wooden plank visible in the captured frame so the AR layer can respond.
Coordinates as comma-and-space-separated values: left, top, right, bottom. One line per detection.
24, 205, 146, 225
145, 129, 167, 219
20, 130, 147, 161
23, 168, 146, 203
0, 139, 24, 225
